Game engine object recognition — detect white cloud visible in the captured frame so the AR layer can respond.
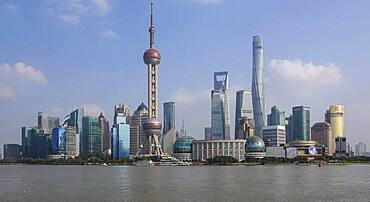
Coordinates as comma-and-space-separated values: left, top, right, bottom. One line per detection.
268, 59, 342, 95
82, 104, 105, 116
91, 0, 111, 14
45, 0, 112, 24
194, 0, 224, 4
0, 63, 47, 84
0, 84, 15, 98
98, 29, 118, 38
4, 4, 18, 11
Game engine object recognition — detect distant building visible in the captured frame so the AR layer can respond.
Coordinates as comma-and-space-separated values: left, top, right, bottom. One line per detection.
98, 113, 110, 154
81, 116, 101, 156
236, 117, 254, 140
112, 110, 130, 159
192, 139, 246, 162
288, 140, 325, 158
66, 126, 77, 157
211, 71, 230, 140
285, 116, 293, 143
162, 102, 176, 155
204, 127, 212, 140
325, 105, 345, 138
355, 142, 367, 156
22, 127, 51, 159
68, 108, 84, 156
267, 106, 285, 126
335, 137, 347, 157
235, 89, 253, 139
262, 125, 286, 147
38, 112, 59, 134
251, 35, 265, 137
291, 106, 311, 141
130, 103, 149, 155
173, 135, 194, 161
311, 122, 334, 156
245, 136, 266, 159
52, 127, 67, 155
3, 144, 22, 159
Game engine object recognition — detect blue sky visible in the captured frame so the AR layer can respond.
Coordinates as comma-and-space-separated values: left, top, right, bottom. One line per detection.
1, 0, 370, 153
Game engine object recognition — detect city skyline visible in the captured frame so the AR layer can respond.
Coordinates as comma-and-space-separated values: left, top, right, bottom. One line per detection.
1, 1, 370, 151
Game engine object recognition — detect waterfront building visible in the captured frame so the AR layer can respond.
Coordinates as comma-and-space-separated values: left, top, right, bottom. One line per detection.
262, 125, 286, 147
66, 126, 77, 157
291, 106, 311, 141
204, 127, 212, 140
235, 89, 253, 139
98, 113, 110, 154
325, 105, 345, 138
192, 139, 246, 162
265, 147, 285, 158
355, 142, 367, 156
251, 35, 265, 137
245, 136, 266, 159
162, 102, 176, 155
112, 110, 130, 159
335, 137, 347, 157
130, 103, 149, 155
81, 116, 101, 156
68, 108, 84, 156
267, 106, 285, 126
211, 71, 230, 140
173, 135, 194, 161
285, 116, 293, 143
288, 140, 325, 158
3, 144, 22, 159
22, 127, 51, 158
311, 122, 334, 155
51, 127, 67, 155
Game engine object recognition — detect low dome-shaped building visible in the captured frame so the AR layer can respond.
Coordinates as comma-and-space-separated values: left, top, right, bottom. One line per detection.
173, 136, 194, 161
245, 136, 266, 159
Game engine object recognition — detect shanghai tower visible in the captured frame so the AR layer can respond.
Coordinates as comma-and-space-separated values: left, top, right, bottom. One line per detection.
251, 35, 265, 137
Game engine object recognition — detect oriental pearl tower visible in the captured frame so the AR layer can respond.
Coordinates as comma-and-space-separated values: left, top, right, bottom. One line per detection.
142, 2, 163, 157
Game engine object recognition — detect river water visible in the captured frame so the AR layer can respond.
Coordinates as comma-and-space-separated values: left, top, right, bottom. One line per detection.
0, 164, 369, 201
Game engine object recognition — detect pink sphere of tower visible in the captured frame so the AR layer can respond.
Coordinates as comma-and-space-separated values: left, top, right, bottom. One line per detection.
143, 48, 161, 65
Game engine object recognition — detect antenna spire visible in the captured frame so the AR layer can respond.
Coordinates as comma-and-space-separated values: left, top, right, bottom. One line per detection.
149, 2, 155, 48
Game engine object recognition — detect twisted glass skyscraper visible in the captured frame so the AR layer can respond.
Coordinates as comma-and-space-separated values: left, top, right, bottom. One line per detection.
252, 35, 265, 137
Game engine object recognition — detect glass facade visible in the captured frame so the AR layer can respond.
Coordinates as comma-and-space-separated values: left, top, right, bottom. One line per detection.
82, 116, 101, 156
251, 35, 265, 137
292, 106, 311, 141
267, 106, 285, 126
173, 136, 194, 153
211, 71, 230, 140
245, 136, 265, 153
112, 112, 130, 159
163, 102, 175, 134
52, 127, 67, 154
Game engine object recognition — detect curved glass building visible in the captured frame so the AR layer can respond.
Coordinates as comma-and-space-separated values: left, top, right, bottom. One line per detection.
173, 136, 194, 161
245, 136, 266, 158
251, 35, 265, 137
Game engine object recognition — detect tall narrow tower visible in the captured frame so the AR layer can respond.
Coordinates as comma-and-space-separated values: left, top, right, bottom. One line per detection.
142, 2, 162, 157
252, 35, 265, 137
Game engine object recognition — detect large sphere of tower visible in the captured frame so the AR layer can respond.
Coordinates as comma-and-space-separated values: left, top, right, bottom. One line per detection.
143, 48, 161, 65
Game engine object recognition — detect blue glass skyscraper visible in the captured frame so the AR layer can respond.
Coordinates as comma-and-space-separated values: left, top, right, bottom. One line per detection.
251, 35, 265, 137
52, 127, 67, 154
112, 106, 130, 159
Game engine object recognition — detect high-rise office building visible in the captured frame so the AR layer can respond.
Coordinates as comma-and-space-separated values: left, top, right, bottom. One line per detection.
66, 126, 77, 157
211, 71, 230, 140
22, 126, 51, 158
291, 106, 311, 141
237, 117, 254, 140
98, 113, 110, 154
51, 127, 67, 155
142, 2, 163, 157
69, 108, 84, 156
235, 89, 253, 139
204, 127, 212, 140
325, 105, 344, 138
3, 144, 22, 159
311, 122, 334, 155
130, 103, 149, 155
81, 116, 101, 156
355, 142, 367, 156
162, 102, 176, 155
267, 106, 285, 126
112, 107, 130, 159
37, 112, 59, 134
285, 116, 293, 143
251, 35, 265, 137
